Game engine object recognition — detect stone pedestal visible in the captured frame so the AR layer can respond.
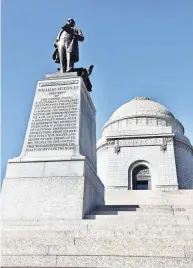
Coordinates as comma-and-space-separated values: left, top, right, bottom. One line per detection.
1, 72, 104, 220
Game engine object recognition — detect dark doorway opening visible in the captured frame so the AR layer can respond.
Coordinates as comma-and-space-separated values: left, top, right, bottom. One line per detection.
132, 165, 151, 190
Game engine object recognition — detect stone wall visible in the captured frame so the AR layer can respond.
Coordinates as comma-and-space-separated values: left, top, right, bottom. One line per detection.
96, 145, 108, 186
83, 161, 104, 216
97, 137, 178, 190
80, 80, 96, 169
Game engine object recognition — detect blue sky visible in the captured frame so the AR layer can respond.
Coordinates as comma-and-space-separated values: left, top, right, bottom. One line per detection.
2, 0, 193, 179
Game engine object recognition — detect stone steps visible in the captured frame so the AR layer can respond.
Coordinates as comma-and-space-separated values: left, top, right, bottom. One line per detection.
2, 204, 193, 267
3, 215, 193, 231
2, 232, 193, 260
2, 255, 193, 268
2, 230, 193, 267
105, 189, 193, 206
86, 204, 193, 222
93, 204, 193, 214
96, 204, 193, 211
2, 234, 193, 248
91, 210, 175, 215
85, 229, 193, 239
74, 237, 193, 247
86, 217, 193, 228
86, 212, 192, 219
2, 224, 193, 242
2, 242, 192, 257
56, 256, 193, 268
49, 243, 192, 258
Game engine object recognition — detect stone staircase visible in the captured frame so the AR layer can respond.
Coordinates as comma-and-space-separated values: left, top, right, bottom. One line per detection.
2, 204, 193, 267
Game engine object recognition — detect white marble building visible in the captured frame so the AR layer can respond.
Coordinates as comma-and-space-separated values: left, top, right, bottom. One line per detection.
97, 97, 193, 190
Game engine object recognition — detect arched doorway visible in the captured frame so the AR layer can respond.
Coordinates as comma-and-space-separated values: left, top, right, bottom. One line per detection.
132, 165, 151, 190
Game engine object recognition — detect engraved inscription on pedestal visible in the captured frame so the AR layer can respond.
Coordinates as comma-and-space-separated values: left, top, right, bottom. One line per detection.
22, 79, 80, 156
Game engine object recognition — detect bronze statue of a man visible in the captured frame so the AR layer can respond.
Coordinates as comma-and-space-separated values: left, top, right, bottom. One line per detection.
52, 18, 84, 73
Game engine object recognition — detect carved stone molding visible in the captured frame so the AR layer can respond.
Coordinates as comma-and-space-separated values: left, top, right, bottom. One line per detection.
119, 138, 163, 147
97, 144, 108, 151
137, 168, 150, 175
165, 138, 173, 143
107, 141, 115, 145
109, 137, 174, 154
114, 140, 120, 154
97, 140, 116, 151
38, 80, 79, 87
160, 138, 167, 152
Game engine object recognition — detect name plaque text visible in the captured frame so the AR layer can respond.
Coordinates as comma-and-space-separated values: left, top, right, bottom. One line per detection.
26, 85, 79, 152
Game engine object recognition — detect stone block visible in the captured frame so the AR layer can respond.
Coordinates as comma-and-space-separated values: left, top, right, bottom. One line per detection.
43, 160, 84, 177
74, 237, 193, 247
1, 245, 48, 256
1, 256, 56, 267
185, 246, 193, 258
49, 242, 185, 257
2, 219, 88, 232
85, 225, 193, 239
1, 177, 85, 220
1, 170, 104, 221
57, 256, 193, 268
1, 231, 75, 248
5, 162, 45, 178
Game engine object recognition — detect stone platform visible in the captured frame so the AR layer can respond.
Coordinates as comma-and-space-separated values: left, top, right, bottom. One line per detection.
105, 189, 193, 205
1, 190, 193, 267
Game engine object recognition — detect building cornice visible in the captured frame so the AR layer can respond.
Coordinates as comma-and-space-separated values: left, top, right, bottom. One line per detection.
97, 134, 175, 151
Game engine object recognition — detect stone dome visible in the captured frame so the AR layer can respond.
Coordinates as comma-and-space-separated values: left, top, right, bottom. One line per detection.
109, 97, 175, 122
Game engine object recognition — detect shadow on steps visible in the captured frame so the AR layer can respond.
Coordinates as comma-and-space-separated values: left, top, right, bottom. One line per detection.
91, 205, 140, 215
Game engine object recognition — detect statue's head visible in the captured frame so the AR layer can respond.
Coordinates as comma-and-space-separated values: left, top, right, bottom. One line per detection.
67, 18, 75, 27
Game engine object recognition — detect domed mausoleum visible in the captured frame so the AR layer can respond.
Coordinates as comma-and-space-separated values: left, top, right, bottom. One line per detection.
97, 97, 193, 190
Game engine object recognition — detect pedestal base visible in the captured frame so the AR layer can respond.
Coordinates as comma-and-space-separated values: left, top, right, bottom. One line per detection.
1, 158, 104, 220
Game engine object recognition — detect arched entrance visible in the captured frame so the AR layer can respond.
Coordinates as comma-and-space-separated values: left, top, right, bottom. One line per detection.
132, 165, 151, 190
